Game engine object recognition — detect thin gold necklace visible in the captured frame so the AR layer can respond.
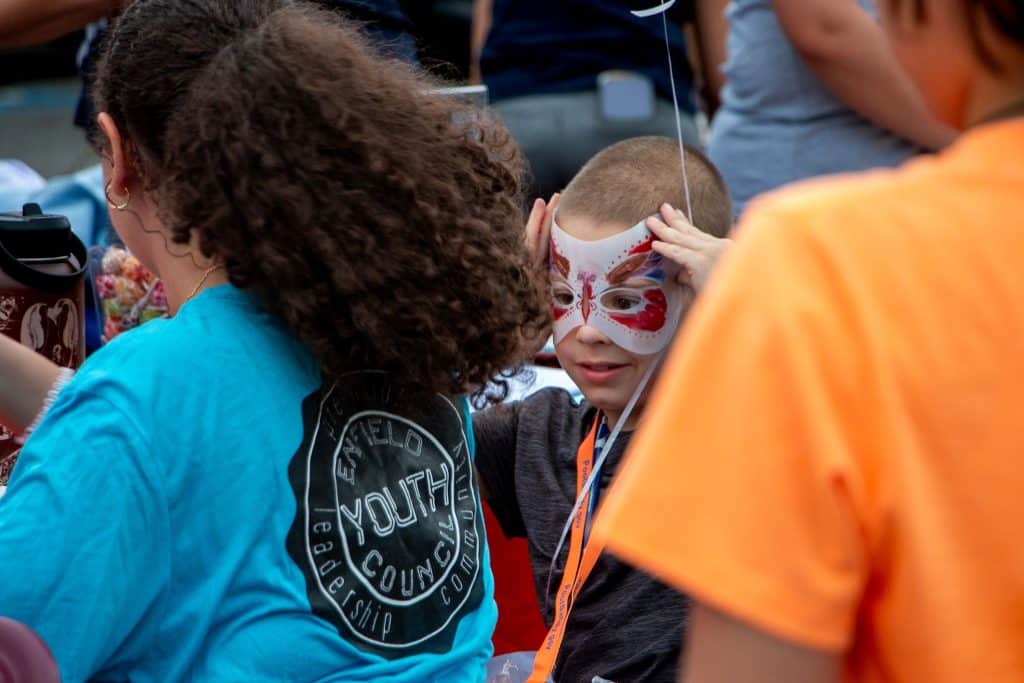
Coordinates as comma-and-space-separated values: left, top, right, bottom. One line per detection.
186, 264, 225, 304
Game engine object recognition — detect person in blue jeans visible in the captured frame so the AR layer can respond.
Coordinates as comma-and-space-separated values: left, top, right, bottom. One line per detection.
708, 0, 955, 215
0, 1, 546, 681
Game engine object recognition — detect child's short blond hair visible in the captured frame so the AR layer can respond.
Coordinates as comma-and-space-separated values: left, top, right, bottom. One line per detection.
558, 137, 733, 238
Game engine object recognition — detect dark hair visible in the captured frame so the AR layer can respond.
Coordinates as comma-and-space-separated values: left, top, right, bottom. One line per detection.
899, 0, 1024, 70
557, 137, 733, 238
92, 0, 546, 398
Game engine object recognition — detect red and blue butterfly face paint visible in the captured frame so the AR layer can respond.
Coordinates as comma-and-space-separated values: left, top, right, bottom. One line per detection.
549, 218, 683, 355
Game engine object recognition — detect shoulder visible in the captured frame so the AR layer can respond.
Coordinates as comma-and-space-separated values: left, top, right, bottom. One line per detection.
68, 316, 173, 392
472, 387, 591, 453
65, 288, 295, 428
516, 387, 593, 459
86, 286, 302, 384
90, 314, 176, 365
41, 319, 183, 453
513, 386, 591, 435
742, 154, 947, 249
725, 156, 954, 310
72, 313, 203, 396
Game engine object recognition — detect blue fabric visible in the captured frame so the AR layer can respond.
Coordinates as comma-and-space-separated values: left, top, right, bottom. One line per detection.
0, 164, 109, 248
0, 285, 495, 683
481, 0, 695, 108
708, 0, 920, 215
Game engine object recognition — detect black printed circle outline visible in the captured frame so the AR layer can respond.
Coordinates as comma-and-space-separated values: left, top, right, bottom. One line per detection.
333, 410, 461, 608
296, 387, 483, 651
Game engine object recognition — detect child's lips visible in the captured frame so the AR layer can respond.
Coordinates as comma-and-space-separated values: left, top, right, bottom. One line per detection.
577, 361, 628, 384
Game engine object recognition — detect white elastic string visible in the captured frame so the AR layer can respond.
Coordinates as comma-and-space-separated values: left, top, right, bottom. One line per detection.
540, 2, 694, 613
661, 10, 694, 225
543, 352, 664, 611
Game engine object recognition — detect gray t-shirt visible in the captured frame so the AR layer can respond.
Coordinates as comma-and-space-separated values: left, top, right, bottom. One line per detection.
473, 389, 687, 683
708, 0, 919, 215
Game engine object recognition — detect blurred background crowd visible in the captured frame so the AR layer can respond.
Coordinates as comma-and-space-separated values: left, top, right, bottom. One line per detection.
1, 0, 949, 213
1, 2, 1022, 682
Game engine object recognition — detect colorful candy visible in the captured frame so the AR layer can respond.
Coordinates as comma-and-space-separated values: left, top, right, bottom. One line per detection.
121, 256, 148, 284
149, 281, 167, 308
101, 247, 127, 275
95, 246, 168, 342
95, 274, 117, 300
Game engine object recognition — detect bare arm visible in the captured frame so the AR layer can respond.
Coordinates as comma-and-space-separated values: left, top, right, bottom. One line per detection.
772, 0, 955, 150
469, 0, 493, 85
691, 0, 730, 115
0, 0, 122, 49
681, 603, 839, 683
0, 335, 61, 434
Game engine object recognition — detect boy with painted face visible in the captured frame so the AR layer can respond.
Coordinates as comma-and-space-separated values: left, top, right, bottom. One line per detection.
473, 136, 732, 683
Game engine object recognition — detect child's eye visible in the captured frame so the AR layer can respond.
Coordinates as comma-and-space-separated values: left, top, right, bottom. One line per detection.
601, 289, 643, 312
551, 287, 576, 307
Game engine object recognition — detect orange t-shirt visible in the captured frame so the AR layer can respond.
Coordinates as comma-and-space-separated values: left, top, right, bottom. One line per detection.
593, 120, 1024, 683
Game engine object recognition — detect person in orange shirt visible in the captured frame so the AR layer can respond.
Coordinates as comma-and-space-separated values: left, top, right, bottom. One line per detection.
592, 1, 1024, 682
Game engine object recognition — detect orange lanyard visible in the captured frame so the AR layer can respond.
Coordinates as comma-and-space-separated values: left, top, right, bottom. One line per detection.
528, 418, 606, 683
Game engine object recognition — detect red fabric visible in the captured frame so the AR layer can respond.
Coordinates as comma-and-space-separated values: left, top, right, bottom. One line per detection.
483, 499, 547, 655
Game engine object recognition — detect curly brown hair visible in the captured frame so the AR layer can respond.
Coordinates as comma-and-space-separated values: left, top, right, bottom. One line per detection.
91, 0, 546, 398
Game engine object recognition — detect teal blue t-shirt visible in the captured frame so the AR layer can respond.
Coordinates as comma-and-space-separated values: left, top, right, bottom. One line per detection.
0, 285, 495, 682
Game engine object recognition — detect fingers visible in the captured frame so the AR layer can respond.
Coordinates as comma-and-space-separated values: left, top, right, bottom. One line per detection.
669, 203, 707, 232
652, 240, 699, 277
525, 197, 546, 243
546, 193, 561, 228
662, 202, 695, 227
527, 193, 559, 270
647, 215, 707, 251
660, 202, 691, 227
657, 203, 701, 234
538, 193, 560, 266
653, 231, 730, 292
524, 197, 547, 266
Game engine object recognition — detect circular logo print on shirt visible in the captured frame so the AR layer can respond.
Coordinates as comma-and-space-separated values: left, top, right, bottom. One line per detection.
285, 372, 485, 658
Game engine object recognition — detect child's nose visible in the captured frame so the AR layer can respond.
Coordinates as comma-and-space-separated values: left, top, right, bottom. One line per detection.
575, 323, 612, 345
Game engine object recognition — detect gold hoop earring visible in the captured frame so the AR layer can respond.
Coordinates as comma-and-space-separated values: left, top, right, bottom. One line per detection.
104, 181, 131, 210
